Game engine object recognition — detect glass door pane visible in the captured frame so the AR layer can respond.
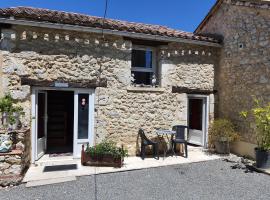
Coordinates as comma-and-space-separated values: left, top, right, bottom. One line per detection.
73, 90, 94, 158
38, 93, 46, 139
36, 91, 47, 160
78, 94, 89, 139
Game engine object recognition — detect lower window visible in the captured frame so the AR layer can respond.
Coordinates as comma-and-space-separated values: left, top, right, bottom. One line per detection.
132, 71, 153, 85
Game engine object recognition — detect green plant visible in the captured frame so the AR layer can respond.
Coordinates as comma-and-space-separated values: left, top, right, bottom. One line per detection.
208, 119, 239, 145
0, 94, 25, 126
0, 94, 13, 113
240, 99, 270, 151
85, 140, 128, 159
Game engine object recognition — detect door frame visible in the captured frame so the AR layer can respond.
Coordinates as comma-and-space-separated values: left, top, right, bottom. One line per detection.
31, 87, 95, 163
35, 90, 48, 160
187, 94, 209, 148
73, 89, 95, 158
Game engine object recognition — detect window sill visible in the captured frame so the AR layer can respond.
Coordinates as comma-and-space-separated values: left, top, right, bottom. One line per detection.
127, 86, 165, 93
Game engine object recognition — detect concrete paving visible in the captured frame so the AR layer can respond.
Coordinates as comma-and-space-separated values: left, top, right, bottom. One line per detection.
1, 159, 270, 200
23, 146, 220, 184
25, 176, 76, 188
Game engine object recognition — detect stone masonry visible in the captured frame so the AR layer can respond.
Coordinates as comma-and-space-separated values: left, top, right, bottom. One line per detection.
197, 0, 270, 145
0, 24, 219, 157
0, 128, 30, 186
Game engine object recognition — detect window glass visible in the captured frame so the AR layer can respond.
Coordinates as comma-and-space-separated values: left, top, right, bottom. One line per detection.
132, 49, 152, 68
132, 71, 152, 85
38, 93, 45, 139
78, 94, 89, 139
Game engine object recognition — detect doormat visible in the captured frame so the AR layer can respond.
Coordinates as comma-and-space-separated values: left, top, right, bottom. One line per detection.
49, 153, 73, 157
43, 164, 77, 172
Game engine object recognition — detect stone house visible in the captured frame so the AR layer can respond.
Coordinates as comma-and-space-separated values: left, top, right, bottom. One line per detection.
196, 0, 270, 158
0, 0, 269, 183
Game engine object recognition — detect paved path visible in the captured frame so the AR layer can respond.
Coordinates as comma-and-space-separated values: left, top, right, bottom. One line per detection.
24, 147, 220, 183
1, 159, 270, 200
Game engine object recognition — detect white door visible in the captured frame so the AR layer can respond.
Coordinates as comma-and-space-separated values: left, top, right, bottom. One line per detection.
36, 91, 47, 160
73, 90, 94, 158
188, 97, 206, 146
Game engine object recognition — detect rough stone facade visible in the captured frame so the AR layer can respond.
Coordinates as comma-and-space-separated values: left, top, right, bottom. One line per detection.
197, 0, 270, 146
0, 128, 30, 186
0, 24, 218, 158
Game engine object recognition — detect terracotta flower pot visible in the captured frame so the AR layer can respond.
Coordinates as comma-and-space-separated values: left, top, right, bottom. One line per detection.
214, 141, 230, 154
81, 146, 123, 168
255, 148, 270, 168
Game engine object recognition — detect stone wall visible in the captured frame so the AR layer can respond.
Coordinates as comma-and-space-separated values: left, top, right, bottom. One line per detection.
0, 25, 219, 156
0, 128, 30, 186
0, 51, 3, 97
159, 43, 217, 90
197, 0, 270, 145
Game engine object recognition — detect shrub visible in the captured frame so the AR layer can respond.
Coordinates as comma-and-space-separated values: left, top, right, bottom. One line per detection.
208, 119, 239, 145
85, 140, 128, 159
0, 94, 25, 126
240, 99, 270, 151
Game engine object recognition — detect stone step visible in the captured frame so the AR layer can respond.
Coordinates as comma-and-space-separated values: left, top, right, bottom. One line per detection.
35, 157, 79, 167
35, 160, 78, 167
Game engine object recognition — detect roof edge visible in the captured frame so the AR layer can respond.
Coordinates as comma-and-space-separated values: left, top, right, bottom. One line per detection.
0, 17, 222, 47
0, 6, 221, 44
195, 0, 223, 33
195, 0, 270, 33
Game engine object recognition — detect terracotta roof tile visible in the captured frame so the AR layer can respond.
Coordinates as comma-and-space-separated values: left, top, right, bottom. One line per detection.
0, 6, 220, 44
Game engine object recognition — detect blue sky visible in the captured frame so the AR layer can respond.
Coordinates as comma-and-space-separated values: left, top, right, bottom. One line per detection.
0, 0, 216, 32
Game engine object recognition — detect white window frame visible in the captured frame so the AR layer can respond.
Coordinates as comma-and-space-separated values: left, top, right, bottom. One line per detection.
131, 45, 157, 74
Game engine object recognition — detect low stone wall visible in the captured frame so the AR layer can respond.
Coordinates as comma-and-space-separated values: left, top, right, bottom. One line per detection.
0, 128, 30, 186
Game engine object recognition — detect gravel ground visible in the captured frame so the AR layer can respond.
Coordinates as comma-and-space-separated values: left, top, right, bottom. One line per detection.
0, 159, 270, 200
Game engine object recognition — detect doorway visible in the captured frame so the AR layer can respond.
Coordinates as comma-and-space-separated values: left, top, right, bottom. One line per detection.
187, 95, 209, 147
32, 87, 95, 162
46, 91, 74, 154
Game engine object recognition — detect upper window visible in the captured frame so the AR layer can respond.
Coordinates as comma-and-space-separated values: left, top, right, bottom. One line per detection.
132, 49, 153, 68
131, 46, 157, 86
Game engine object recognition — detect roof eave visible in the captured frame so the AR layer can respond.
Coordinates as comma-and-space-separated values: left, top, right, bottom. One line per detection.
195, 0, 270, 33
0, 17, 222, 48
194, 0, 223, 34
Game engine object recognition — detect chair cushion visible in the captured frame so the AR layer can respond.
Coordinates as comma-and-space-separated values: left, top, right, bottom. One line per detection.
172, 139, 186, 143
143, 140, 158, 145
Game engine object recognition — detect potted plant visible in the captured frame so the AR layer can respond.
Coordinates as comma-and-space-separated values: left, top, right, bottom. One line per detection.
0, 94, 24, 153
240, 99, 270, 168
209, 119, 239, 154
0, 134, 13, 153
0, 94, 25, 130
81, 140, 128, 168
